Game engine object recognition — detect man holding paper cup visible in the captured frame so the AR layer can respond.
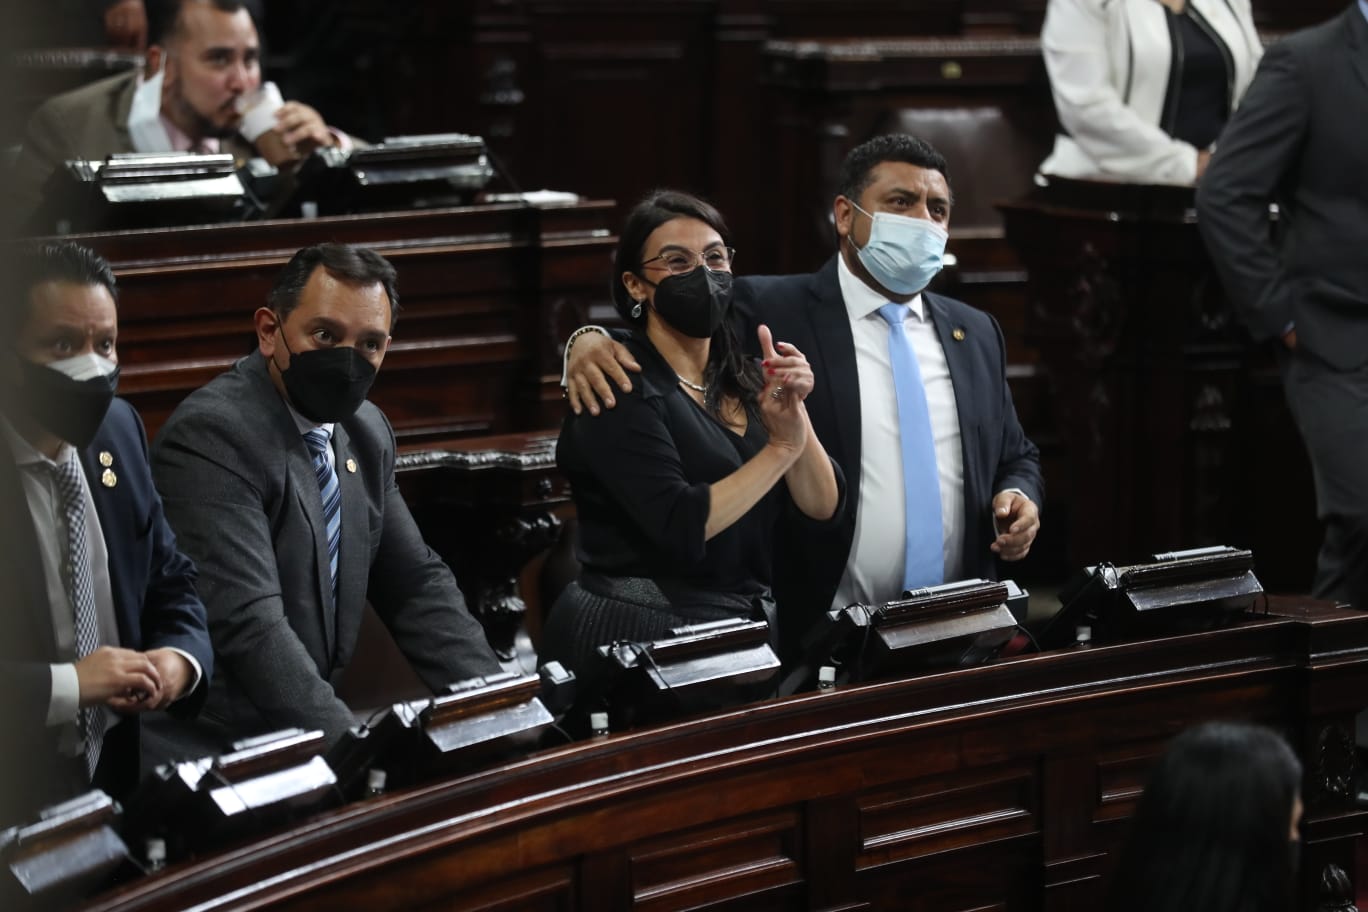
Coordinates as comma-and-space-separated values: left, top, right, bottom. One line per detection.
9, 0, 353, 226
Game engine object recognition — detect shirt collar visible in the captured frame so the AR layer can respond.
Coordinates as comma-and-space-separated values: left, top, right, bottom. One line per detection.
2, 414, 76, 470
284, 400, 334, 439
160, 115, 221, 155
1360, 0, 1368, 24
836, 250, 926, 323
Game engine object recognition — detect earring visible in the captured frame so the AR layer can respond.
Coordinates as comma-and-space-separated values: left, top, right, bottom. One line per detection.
631, 299, 643, 319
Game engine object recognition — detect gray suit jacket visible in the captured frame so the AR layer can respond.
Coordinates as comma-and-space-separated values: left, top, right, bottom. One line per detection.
149, 354, 500, 749
9, 69, 257, 231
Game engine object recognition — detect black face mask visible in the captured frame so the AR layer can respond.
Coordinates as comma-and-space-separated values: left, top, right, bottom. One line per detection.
275, 332, 377, 424
17, 355, 120, 449
649, 267, 733, 339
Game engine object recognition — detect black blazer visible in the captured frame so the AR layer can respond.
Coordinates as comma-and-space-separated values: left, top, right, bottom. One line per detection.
0, 399, 213, 825
733, 259, 1043, 655
1197, 5, 1368, 370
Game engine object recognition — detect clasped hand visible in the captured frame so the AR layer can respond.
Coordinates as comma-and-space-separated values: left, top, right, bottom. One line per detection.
76, 646, 192, 713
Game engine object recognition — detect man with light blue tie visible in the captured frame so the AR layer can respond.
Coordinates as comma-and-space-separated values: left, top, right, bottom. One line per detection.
149, 243, 501, 756
566, 135, 1043, 663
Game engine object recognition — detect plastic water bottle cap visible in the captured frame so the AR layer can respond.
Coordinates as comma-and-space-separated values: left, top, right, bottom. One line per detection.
818, 665, 837, 685
145, 837, 166, 864
366, 768, 387, 792
590, 711, 610, 734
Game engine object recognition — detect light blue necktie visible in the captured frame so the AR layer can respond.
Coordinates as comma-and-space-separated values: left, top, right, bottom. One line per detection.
303, 428, 341, 604
877, 303, 943, 591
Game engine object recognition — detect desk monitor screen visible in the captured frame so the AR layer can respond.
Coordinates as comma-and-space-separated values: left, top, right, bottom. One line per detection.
1037, 546, 1264, 650
32, 153, 252, 234
787, 579, 1019, 692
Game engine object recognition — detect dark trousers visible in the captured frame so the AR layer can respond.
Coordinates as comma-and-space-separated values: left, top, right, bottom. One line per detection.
1283, 350, 1368, 610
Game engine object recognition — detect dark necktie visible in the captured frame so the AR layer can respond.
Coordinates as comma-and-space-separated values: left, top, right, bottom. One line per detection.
49, 457, 104, 780
303, 428, 341, 604
876, 302, 944, 591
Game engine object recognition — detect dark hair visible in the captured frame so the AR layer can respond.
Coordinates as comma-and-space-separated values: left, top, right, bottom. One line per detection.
835, 134, 951, 205
1107, 721, 1302, 912
148, 0, 252, 47
612, 190, 762, 421
268, 243, 400, 325
5, 242, 117, 337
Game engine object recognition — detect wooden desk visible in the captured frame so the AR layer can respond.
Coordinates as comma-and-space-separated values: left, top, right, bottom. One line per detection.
398, 432, 568, 662
54, 200, 616, 444
1001, 180, 1319, 592
81, 598, 1368, 912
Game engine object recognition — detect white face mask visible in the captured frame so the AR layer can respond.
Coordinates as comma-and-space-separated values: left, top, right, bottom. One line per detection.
127, 68, 173, 153
47, 353, 119, 382
849, 201, 948, 296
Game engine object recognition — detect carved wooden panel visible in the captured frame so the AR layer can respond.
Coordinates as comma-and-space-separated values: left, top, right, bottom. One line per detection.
627, 810, 803, 909
855, 766, 1038, 866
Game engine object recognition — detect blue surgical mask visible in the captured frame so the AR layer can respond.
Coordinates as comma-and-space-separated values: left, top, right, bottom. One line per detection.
848, 202, 948, 296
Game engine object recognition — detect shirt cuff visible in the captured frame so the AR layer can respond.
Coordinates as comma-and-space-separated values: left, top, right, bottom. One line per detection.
560, 325, 610, 387
47, 663, 80, 727
329, 127, 353, 152
166, 647, 204, 702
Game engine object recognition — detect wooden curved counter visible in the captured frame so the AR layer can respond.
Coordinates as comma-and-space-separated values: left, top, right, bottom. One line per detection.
80, 597, 1368, 912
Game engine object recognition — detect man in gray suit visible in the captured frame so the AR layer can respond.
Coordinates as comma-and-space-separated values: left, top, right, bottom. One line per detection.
149, 243, 501, 752
1197, 3, 1368, 611
10, 0, 338, 229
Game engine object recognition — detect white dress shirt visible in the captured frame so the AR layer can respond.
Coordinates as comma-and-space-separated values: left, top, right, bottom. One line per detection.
833, 255, 967, 610
4, 418, 202, 753
5, 421, 121, 755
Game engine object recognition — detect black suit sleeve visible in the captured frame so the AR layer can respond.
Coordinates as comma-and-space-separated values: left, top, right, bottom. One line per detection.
1196, 40, 1309, 342
120, 405, 214, 716
987, 314, 1044, 506
563, 392, 713, 566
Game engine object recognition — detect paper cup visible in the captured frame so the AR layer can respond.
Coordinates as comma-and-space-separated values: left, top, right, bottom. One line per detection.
236, 81, 284, 142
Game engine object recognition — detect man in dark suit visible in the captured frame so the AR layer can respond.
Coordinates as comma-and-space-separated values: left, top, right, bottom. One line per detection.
566, 135, 1043, 660
1197, 4, 1368, 610
0, 242, 212, 827
150, 243, 502, 754
10, 0, 340, 229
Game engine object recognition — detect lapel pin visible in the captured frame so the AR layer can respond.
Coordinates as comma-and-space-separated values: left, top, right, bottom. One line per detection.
98, 451, 114, 467
952, 328, 966, 342
345, 458, 357, 474
101, 469, 117, 488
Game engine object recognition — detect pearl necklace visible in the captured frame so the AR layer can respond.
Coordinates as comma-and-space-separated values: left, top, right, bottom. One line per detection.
676, 374, 707, 394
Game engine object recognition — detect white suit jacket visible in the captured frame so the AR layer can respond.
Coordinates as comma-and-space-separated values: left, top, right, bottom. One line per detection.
1039, 0, 1262, 184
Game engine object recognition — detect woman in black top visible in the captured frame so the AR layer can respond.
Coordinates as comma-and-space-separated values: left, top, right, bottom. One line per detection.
542, 190, 842, 714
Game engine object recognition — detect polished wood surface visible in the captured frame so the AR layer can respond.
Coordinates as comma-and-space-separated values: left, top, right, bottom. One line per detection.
50, 201, 615, 444
1001, 180, 1319, 593
81, 598, 1368, 911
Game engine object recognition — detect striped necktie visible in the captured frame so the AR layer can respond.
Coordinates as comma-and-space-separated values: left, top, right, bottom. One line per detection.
303, 428, 341, 604
876, 302, 944, 592
49, 456, 104, 780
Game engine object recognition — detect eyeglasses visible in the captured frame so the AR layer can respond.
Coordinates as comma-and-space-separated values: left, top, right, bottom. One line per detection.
640, 247, 736, 276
